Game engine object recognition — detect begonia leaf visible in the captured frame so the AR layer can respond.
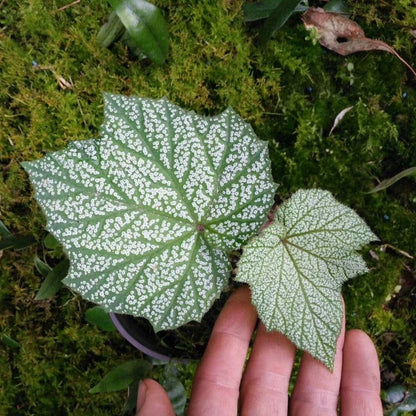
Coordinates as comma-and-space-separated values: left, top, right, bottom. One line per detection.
236, 189, 377, 369
22, 94, 276, 331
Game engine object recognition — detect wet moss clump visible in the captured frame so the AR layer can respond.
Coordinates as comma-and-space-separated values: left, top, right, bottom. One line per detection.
1, 0, 416, 413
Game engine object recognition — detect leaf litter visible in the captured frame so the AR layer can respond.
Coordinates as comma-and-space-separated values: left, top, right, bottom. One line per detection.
302, 7, 416, 77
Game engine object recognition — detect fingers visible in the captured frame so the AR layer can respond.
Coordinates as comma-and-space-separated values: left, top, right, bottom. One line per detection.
340, 329, 383, 416
240, 322, 296, 415
187, 286, 258, 416
136, 379, 175, 416
290, 308, 346, 416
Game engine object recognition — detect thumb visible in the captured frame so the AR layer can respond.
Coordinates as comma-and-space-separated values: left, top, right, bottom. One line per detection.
136, 379, 175, 416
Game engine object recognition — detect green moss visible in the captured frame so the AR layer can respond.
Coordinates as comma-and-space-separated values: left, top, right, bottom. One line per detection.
1, 0, 416, 412
344, 247, 416, 388
344, 252, 402, 327
0, 248, 140, 413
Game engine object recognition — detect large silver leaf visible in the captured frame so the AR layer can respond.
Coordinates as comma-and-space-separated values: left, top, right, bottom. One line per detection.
22, 94, 276, 331
236, 189, 377, 369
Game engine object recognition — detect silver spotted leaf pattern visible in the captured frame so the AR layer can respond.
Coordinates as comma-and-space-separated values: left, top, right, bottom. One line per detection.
22, 94, 276, 331
236, 189, 378, 370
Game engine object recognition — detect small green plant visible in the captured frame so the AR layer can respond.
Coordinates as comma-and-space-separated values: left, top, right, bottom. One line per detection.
97, 0, 169, 65
22, 94, 376, 370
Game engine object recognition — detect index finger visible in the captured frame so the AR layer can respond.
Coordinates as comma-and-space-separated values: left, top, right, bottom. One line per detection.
187, 286, 257, 416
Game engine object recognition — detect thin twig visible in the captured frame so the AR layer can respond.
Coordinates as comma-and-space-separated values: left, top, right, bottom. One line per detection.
0, 0, 6, 10
34, 65, 74, 90
56, 0, 81, 12
381, 244, 414, 260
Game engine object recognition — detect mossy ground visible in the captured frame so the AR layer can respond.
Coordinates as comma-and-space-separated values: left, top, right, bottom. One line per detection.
1, 0, 415, 414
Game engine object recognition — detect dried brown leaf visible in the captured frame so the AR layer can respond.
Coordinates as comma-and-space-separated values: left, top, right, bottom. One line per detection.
302, 7, 416, 77
328, 105, 354, 136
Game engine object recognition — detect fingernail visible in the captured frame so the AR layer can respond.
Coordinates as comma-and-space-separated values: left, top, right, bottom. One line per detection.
137, 380, 147, 413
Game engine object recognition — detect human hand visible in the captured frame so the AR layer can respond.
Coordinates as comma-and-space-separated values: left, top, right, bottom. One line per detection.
136, 287, 383, 415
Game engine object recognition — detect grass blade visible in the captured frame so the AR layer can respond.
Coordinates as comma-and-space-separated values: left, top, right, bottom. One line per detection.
35, 258, 69, 300
0, 220, 11, 237
35, 256, 52, 278
0, 234, 36, 251
369, 167, 416, 193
